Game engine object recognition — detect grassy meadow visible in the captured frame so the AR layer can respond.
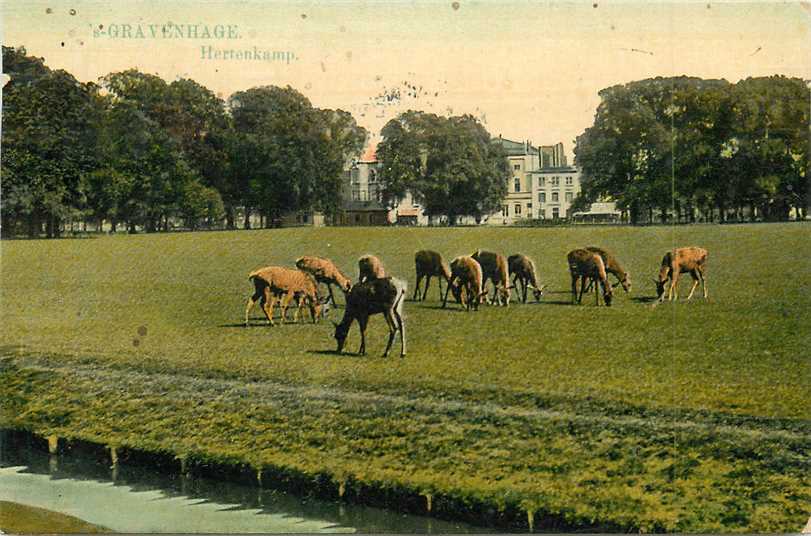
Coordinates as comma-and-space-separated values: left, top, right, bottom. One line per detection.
1, 223, 809, 532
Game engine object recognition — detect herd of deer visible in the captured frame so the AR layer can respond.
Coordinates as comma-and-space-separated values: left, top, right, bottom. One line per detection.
244, 246, 709, 358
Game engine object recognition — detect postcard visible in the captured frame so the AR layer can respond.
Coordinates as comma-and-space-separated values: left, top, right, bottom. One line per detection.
1, 1, 809, 533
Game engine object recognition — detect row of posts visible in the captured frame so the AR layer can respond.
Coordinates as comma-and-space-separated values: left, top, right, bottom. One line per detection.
43, 435, 538, 531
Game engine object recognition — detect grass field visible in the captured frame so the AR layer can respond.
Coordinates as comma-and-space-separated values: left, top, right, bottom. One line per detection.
1, 223, 809, 532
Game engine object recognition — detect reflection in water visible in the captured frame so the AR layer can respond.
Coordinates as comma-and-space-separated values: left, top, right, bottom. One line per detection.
0, 437, 484, 533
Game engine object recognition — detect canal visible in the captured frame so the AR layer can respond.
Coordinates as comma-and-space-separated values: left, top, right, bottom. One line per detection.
0, 432, 487, 533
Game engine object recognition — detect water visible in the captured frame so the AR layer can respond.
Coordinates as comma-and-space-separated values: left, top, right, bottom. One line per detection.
0, 436, 486, 533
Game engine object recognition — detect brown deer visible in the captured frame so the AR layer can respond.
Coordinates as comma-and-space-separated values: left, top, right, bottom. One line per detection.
585, 246, 631, 293
567, 249, 613, 306
246, 267, 328, 326
508, 254, 546, 303
333, 277, 407, 357
358, 254, 385, 283
471, 249, 511, 306
656, 247, 708, 302
442, 256, 487, 311
413, 250, 452, 301
295, 256, 352, 305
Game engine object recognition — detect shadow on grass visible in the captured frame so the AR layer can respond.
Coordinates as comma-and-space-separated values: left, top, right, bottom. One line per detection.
307, 349, 378, 358
631, 296, 658, 304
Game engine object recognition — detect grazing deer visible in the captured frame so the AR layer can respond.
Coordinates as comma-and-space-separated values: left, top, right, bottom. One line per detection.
584, 246, 631, 293
295, 256, 352, 305
471, 250, 511, 306
413, 250, 452, 301
333, 277, 407, 357
508, 254, 546, 303
246, 267, 328, 326
567, 249, 613, 306
656, 247, 708, 302
358, 254, 385, 284
442, 256, 487, 311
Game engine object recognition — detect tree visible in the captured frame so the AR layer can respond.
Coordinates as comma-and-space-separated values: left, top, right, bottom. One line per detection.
227, 86, 365, 225
2, 46, 100, 237
377, 111, 509, 224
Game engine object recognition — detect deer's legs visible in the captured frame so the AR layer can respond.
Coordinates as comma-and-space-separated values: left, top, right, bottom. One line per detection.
382, 312, 396, 357
702, 269, 708, 299
245, 290, 262, 326
422, 276, 431, 301
327, 284, 336, 306
686, 271, 700, 300
394, 307, 406, 357
357, 316, 368, 356
413, 274, 423, 301
262, 288, 277, 326
442, 275, 455, 308
571, 275, 579, 304
669, 271, 681, 301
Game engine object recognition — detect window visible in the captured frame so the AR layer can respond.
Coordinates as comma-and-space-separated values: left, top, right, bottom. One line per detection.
502, 205, 508, 217
369, 169, 377, 183
514, 178, 521, 192
538, 177, 546, 187
551, 177, 560, 186
552, 207, 560, 219
527, 203, 533, 209
514, 164, 521, 171
538, 192, 546, 203
351, 170, 360, 184
552, 192, 559, 202
565, 192, 573, 202
514, 204, 522, 215
565, 176, 573, 186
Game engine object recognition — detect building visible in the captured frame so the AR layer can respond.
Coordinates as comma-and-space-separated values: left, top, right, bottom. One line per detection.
492, 136, 582, 223
340, 145, 431, 226
528, 166, 582, 220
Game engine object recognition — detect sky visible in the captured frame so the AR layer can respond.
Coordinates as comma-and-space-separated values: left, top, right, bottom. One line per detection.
3, 0, 809, 159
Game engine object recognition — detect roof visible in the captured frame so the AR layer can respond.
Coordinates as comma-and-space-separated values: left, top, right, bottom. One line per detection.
359, 144, 377, 163
492, 136, 537, 156
397, 207, 421, 217
529, 166, 579, 173
343, 200, 388, 212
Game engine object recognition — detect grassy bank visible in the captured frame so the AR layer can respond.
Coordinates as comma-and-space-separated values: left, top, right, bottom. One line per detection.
1, 224, 809, 532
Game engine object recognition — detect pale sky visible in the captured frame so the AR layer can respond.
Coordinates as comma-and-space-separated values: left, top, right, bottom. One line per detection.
3, 1, 809, 159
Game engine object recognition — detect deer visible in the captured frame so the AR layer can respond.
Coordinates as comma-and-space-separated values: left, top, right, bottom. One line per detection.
413, 250, 452, 301
567, 249, 613, 306
655, 247, 708, 302
471, 249, 511, 306
358, 254, 386, 284
295, 256, 352, 306
246, 266, 329, 326
333, 277, 407, 358
442, 256, 488, 311
508, 254, 546, 303
583, 246, 631, 293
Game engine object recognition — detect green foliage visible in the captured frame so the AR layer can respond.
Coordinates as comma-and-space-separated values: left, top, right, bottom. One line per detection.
2, 46, 100, 237
1, 225, 809, 532
574, 76, 809, 223
377, 111, 509, 223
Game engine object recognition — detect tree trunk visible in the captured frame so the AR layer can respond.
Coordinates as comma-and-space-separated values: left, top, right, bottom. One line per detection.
226, 207, 236, 230
243, 207, 252, 229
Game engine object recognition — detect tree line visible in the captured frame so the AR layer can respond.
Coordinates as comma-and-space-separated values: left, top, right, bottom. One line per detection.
573, 76, 809, 224
1, 46, 368, 237
3, 45, 807, 237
